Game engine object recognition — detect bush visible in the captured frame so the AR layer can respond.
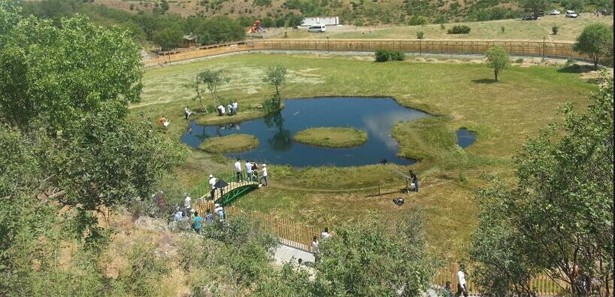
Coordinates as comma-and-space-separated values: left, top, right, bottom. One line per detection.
447, 25, 471, 34
417, 31, 425, 39
375, 49, 405, 62
552, 25, 559, 35
408, 15, 427, 26
440, 23, 445, 30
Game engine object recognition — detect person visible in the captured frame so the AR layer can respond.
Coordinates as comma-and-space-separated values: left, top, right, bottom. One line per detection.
192, 211, 203, 234
173, 206, 183, 222
214, 204, 225, 222
442, 281, 453, 297
183, 192, 191, 217
456, 264, 468, 297
234, 158, 243, 182
311, 236, 320, 262
232, 101, 238, 114
393, 197, 404, 206
259, 164, 268, 187
205, 209, 215, 225
321, 227, 331, 240
217, 105, 225, 116
227, 103, 233, 115
245, 160, 253, 182
159, 116, 170, 129
409, 170, 419, 192
251, 161, 259, 182
208, 174, 217, 200
184, 106, 192, 120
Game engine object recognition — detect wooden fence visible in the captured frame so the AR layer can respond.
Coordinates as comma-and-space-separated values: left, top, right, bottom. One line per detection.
144, 38, 587, 68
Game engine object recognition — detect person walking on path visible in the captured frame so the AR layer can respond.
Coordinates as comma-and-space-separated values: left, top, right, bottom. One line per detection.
321, 227, 331, 240
259, 164, 268, 187
234, 158, 243, 182
192, 211, 203, 234
311, 236, 320, 262
205, 209, 215, 225
456, 264, 468, 297
183, 192, 191, 217
409, 170, 419, 192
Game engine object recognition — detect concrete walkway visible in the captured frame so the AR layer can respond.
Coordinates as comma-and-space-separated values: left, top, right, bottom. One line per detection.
273, 243, 315, 265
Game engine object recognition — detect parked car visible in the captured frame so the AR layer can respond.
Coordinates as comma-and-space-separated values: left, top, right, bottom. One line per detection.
307, 24, 326, 33
521, 15, 538, 20
550, 9, 561, 15
565, 10, 578, 18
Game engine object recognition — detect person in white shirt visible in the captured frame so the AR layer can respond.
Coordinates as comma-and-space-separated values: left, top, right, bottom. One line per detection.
456, 264, 468, 297
217, 105, 225, 116
245, 161, 253, 181
208, 174, 217, 199
183, 193, 191, 217
259, 164, 268, 187
214, 203, 225, 222
232, 101, 238, 114
184, 106, 192, 120
321, 227, 331, 240
227, 103, 233, 115
311, 235, 320, 262
234, 158, 243, 182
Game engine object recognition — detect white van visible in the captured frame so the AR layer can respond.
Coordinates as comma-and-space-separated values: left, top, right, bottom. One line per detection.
307, 24, 326, 33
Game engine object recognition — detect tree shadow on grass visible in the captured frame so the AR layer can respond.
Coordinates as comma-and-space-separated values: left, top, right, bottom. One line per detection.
472, 78, 498, 84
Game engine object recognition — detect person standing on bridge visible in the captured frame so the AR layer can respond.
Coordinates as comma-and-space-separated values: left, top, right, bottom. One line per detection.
209, 174, 217, 200
234, 158, 243, 182
245, 160, 253, 182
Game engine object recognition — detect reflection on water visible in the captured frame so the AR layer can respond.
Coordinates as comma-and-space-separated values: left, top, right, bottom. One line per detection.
181, 97, 430, 167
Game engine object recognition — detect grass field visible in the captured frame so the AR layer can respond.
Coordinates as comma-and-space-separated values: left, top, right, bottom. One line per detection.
268, 15, 612, 42
134, 52, 598, 261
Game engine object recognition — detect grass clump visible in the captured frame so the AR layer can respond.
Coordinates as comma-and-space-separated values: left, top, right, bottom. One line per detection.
199, 134, 259, 153
294, 127, 368, 148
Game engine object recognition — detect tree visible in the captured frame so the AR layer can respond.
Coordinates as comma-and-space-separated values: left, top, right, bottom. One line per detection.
520, 0, 549, 17
263, 64, 288, 110
153, 25, 183, 51
0, 11, 186, 244
313, 213, 435, 297
471, 73, 614, 297
194, 69, 230, 112
573, 23, 613, 70
485, 45, 510, 82
263, 64, 287, 97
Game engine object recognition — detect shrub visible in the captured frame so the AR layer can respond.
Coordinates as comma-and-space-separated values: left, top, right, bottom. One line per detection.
375, 49, 405, 62
552, 25, 559, 35
515, 58, 524, 63
501, 26, 505, 33
447, 25, 471, 34
409, 15, 427, 26
440, 23, 445, 30
416, 31, 425, 39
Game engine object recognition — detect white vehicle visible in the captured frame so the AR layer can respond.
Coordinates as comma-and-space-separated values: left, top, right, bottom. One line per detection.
307, 24, 326, 33
565, 10, 578, 18
550, 9, 560, 15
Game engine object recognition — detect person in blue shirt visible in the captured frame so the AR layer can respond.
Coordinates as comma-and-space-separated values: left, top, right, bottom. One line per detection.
205, 209, 215, 225
192, 211, 203, 234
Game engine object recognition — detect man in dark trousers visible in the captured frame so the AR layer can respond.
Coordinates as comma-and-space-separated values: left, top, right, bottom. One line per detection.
409, 170, 419, 192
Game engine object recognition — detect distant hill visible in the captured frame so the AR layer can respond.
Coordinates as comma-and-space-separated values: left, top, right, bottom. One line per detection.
91, 0, 527, 25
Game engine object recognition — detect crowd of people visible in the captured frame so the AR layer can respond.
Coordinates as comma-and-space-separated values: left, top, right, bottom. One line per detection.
233, 158, 269, 186
171, 191, 226, 234
217, 101, 238, 116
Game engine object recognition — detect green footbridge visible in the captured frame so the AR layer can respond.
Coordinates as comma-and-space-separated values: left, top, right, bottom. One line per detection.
191, 173, 260, 207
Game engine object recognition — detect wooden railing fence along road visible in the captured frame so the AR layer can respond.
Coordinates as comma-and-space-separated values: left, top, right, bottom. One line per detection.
144, 39, 586, 68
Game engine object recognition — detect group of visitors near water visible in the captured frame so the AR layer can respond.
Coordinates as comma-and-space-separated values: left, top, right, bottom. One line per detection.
233, 158, 268, 186
217, 101, 239, 116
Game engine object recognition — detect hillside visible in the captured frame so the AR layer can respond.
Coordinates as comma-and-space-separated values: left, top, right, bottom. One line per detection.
91, 0, 525, 24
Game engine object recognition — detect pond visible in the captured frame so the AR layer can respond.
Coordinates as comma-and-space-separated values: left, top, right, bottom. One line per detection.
181, 97, 430, 167
456, 127, 477, 148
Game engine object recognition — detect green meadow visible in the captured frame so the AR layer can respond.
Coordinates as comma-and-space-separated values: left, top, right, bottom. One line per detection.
134, 53, 596, 261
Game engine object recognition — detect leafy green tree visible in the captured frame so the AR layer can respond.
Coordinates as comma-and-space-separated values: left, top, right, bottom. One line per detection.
573, 23, 613, 70
314, 213, 435, 297
194, 69, 230, 112
471, 74, 614, 297
520, 0, 549, 17
263, 64, 288, 110
153, 25, 183, 51
485, 45, 510, 82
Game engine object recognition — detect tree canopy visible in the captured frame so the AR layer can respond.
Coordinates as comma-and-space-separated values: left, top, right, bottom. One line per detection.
573, 23, 613, 70
471, 73, 614, 297
485, 45, 510, 82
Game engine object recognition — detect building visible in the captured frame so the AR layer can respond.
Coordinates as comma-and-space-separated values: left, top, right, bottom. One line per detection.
300, 17, 339, 27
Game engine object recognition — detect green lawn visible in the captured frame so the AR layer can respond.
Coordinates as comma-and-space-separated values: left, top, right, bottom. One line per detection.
134, 53, 597, 261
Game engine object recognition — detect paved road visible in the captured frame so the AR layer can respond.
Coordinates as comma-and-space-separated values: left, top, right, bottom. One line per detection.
273, 243, 314, 265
